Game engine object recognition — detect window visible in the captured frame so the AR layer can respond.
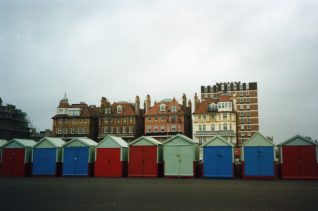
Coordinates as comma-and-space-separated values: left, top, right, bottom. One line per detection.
172, 115, 176, 121
240, 92, 244, 97
241, 132, 245, 137
71, 128, 75, 134
223, 123, 227, 131
240, 118, 244, 123
159, 104, 166, 111
211, 114, 215, 119
198, 115, 201, 120
234, 84, 237, 90
116, 127, 121, 133
247, 132, 251, 136
110, 127, 113, 133
203, 115, 206, 120
129, 126, 134, 133
117, 118, 121, 123
123, 127, 126, 133
247, 125, 251, 130
147, 126, 151, 133
247, 111, 251, 117
59, 119, 63, 124
240, 98, 243, 103
58, 109, 63, 114
105, 108, 111, 114
222, 103, 224, 108
171, 106, 177, 112
246, 104, 250, 110
57, 128, 62, 134
240, 104, 244, 110
221, 84, 224, 90
240, 112, 244, 117
130, 117, 134, 123
211, 124, 215, 131
79, 128, 83, 134
123, 118, 127, 124
154, 126, 158, 132
147, 116, 151, 121
247, 118, 251, 123
199, 125, 202, 131
227, 84, 230, 90
223, 113, 227, 119
160, 115, 165, 121
171, 125, 177, 132
104, 127, 108, 134
240, 84, 243, 90
241, 125, 244, 130
246, 84, 249, 90
104, 118, 108, 123
246, 98, 250, 103
154, 115, 158, 121
203, 124, 206, 131
160, 125, 165, 132
117, 105, 122, 113
246, 91, 250, 96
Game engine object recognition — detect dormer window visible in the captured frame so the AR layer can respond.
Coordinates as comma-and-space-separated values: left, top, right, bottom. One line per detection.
160, 104, 166, 112
171, 105, 177, 112
58, 108, 64, 114
117, 105, 122, 113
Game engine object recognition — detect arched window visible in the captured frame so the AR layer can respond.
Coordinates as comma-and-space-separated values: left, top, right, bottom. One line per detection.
117, 105, 122, 113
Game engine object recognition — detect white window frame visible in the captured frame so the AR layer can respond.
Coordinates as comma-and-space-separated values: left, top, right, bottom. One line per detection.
159, 104, 166, 112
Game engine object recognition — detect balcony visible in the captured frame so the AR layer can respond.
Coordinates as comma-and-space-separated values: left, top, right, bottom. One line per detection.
194, 130, 236, 137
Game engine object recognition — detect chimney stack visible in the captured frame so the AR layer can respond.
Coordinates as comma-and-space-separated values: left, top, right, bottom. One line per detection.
194, 93, 199, 112
182, 93, 187, 107
145, 94, 151, 112
135, 96, 140, 115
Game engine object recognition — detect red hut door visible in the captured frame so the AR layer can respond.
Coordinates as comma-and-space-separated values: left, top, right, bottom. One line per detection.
129, 146, 157, 176
2, 149, 25, 176
283, 146, 317, 178
95, 148, 121, 177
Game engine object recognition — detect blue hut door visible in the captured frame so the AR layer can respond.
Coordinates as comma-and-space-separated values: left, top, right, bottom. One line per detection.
245, 147, 274, 176
33, 148, 56, 175
63, 147, 89, 176
204, 146, 232, 177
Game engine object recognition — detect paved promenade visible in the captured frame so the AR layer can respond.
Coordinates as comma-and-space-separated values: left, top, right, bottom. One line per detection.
1, 178, 317, 210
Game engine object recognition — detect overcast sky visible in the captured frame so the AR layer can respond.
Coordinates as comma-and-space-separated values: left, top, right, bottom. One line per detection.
1, 0, 317, 143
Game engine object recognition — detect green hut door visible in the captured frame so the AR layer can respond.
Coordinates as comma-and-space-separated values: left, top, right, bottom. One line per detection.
165, 146, 193, 176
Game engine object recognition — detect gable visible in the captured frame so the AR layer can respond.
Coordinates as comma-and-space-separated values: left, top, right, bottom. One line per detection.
4, 141, 24, 148
244, 134, 274, 147
34, 140, 56, 148
97, 139, 121, 148
132, 138, 155, 146
283, 137, 313, 146
164, 137, 193, 146
205, 138, 231, 147
65, 141, 87, 147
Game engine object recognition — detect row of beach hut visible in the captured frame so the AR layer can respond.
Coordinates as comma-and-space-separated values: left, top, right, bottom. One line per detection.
0, 133, 317, 179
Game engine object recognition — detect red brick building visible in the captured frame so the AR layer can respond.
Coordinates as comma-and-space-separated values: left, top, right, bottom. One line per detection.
144, 94, 192, 142
98, 96, 144, 143
52, 95, 99, 141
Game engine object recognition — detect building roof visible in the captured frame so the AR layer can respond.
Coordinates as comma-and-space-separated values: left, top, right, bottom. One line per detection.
34, 137, 65, 148
98, 135, 128, 148
63, 137, 97, 147
4, 139, 36, 148
129, 136, 162, 146
163, 134, 198, 145
278, 134, 318, 146
52, 102, 100, 119
218, 95, 232, 102
193, 99, 216, 114
145, 99, 187, 116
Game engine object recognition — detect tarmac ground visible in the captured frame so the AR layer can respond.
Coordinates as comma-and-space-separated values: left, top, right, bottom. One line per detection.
1, 177, 318, 211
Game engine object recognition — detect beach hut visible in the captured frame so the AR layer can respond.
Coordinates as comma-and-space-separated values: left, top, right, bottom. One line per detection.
32, 137, 65, 176
202, 136, 234, 178
62, 137, 97, 176
95, 135, 128, 177
128, 136, 163, 177
278, 135, 318, 179
163, 134, 199, 177
0, 139, 8, 175
242, 133, 277, 179
1, 139, 36, 176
